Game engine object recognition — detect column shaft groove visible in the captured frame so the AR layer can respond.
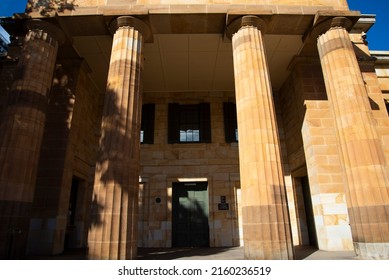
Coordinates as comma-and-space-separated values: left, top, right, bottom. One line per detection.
317, 25, 389, 259
0, 20, 62, 259
88, 20, 144, 260
232, 23, 293, 260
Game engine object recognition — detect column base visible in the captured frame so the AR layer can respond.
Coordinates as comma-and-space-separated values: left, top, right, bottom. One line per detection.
354, 242, 389, 259
87, 241, 138, 260
0, 200, 32, 259
243, 240, 293, 260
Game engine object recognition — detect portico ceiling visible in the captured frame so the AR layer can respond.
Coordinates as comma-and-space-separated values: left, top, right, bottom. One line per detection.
72, 33, 303, 93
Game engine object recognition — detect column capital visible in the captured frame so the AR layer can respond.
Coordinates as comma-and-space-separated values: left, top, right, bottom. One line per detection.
109, 16, 151, 42
24, 19, 65, 45
225, 15, 267, 40
311, 16, 353, 40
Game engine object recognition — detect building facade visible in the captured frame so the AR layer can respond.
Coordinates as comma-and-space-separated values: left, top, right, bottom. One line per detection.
0, 0, 389, 259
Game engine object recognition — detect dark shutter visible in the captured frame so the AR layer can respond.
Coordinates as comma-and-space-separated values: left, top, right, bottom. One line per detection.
168, 103, 180, 143
141, 103, 155, 144
199, 103, 211, 143
385, 99, 389, 115
223, 102, 237, 143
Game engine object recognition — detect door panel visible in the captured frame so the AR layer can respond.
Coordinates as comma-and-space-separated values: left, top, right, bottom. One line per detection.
175, 195, 191, 246
172, 183, 209, 247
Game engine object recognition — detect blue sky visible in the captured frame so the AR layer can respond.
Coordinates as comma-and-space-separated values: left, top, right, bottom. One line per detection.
348, 0, 389, 50
0, 0, 388, 50
0, 0, 27, 17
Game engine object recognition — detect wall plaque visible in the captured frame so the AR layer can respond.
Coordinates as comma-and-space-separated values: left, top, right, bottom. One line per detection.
218, 203, 229, 210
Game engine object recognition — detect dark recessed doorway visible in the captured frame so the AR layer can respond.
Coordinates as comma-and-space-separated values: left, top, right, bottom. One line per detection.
172, 182, 209, 247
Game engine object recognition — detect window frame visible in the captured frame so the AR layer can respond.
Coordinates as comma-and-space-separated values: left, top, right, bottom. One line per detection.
140, 103, 155, 144
168, 103, 211, 144
223, 102, 238, 143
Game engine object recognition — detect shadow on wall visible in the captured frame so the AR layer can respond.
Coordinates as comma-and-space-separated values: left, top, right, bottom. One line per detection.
26, 0, 77, 17
28, 62, 78, 254
173, 199, 210, 247
89, 194, 103, 229
88, 78, 142, 254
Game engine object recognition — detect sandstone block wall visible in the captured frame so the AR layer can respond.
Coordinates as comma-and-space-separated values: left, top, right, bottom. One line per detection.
139, 91, 242, 247
279, 58, 354, 251
302, 100, 353, 251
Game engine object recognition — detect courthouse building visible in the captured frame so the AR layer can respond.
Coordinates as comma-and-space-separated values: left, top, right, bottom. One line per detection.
0, 0, 389, 259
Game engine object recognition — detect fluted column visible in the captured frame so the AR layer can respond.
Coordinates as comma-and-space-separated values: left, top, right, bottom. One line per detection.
88, 16, 149, 260
316, 17, 389, 259
228, 16, 293, 260
0, 20, 64, 259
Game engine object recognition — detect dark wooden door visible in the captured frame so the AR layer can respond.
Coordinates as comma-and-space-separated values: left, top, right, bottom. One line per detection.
172, 182, 209, 247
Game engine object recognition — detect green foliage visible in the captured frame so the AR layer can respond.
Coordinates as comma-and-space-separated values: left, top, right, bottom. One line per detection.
26, 0, 77, 16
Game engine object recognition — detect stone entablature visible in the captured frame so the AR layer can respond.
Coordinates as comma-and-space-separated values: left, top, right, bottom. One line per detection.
25, 0, 350, 18
26, 0, 350, 10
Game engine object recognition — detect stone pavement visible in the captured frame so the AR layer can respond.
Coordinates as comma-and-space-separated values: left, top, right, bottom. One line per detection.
27, 246, 357, 260
136, 246, 357, 260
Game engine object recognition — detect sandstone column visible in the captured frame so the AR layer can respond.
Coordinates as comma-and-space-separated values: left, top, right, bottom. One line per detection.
227, 15, 293, 259
27, 60, 85, 255
315, 17, 389, 259
88, 16, 149, 260
0, 20, 64, 259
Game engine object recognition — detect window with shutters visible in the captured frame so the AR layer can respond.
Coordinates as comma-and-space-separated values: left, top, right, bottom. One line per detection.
140, 103, 155, 144
168, 103, 211, 143
223, 102, 238, 143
